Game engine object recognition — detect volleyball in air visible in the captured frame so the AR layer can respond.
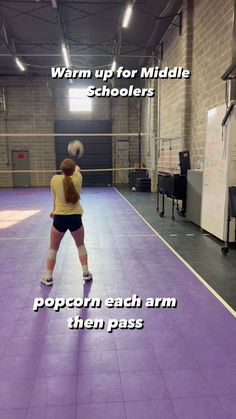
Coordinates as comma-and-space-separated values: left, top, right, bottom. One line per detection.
68, 139, 84, 159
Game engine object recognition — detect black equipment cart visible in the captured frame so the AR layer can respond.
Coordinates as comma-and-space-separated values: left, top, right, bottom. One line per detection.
157, 172, 187, 221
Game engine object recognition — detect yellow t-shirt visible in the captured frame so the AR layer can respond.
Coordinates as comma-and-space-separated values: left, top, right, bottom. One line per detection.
50, 172, 83, 215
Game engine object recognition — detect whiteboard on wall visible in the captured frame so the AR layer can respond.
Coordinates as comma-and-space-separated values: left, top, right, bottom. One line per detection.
201, 104, 236, 241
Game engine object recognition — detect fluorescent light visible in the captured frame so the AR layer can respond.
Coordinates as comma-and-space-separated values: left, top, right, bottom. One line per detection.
111, 59, 116, 72
62, 44, 70, 68
3, 24, 9, 46
122, 4, 133, 28
51, 0, 57, 9
15, 57, 25, 72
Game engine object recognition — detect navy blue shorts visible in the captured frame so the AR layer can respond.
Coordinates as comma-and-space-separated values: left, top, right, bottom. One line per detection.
53, 214, 83, 233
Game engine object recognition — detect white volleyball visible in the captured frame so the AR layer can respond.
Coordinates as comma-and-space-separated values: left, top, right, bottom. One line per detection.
68, 140, 84, 158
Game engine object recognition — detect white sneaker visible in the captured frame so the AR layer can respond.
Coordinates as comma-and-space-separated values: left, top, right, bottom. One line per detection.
83, 271, 93, 281
41, 275, 53, 286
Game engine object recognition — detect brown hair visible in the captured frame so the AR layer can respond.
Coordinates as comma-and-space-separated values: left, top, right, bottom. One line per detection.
60, 159, 80, 204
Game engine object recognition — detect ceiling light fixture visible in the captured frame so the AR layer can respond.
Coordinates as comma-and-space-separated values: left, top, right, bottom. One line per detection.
122, 3, 133, 28
2, 24, 9, 46
111, 59, 117, 72
51, 0, 57, 10
15, 57, 26, 71
62, 43, 70, 68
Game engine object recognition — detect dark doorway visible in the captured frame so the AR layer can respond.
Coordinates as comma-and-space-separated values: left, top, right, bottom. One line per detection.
55, 120, 112, 187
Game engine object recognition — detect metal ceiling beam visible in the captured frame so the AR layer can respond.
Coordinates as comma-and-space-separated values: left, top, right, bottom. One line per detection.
0, 0, 165, 74
3, 35, 59, 53
9, 42, 61, 46
52, 3, 118, 65
71, 41, 113, 56
0, 53, 156, 57
137, 0, 181, 67
54, 3, 73, 69
0, 32, 14, 55
122, 39, 155, 53
0, 1, 146, 4
59, 35, 114, 54
4, 2, 49, 19
2, 23, 9, 45
0, 20, 21, 58
135, 7, 180, 21
0, 3, 56, 25
0, 24, 28, 74
63, 3, 119, 24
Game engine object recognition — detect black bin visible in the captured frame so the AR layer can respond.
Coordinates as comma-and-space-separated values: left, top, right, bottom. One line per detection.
136, 177, 151, 192
129, 169, 147, 188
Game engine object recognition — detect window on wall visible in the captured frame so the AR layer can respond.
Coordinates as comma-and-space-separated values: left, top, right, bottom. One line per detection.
69, 88, 92, 112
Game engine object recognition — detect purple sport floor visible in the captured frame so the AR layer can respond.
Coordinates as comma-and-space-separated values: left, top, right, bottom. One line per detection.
0, 187, 236, 419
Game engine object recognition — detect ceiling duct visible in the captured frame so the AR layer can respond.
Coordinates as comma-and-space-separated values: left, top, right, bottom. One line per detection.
138, 0, 179, 66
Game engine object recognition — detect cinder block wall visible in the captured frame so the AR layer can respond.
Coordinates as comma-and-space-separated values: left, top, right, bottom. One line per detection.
191, 0, 233, 165
158, 0, 192, 171
0, 78, 55, 187
141, 77, 158, 190
141, 0, 192, 175
0, 78, 139, 187
112, 96, 139, 183
141, 0, 233, 173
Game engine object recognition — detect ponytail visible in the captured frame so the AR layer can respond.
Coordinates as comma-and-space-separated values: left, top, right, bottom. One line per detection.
63, 176, 80, 204
60, 159, 80, 204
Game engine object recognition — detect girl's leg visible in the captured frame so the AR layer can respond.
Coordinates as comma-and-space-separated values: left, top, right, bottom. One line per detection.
42, 226, 64, 285
47, 225, 65, 273
71, 226, 92, 280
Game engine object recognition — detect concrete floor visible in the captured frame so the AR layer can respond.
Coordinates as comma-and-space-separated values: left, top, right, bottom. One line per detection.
117, 185, 236, 312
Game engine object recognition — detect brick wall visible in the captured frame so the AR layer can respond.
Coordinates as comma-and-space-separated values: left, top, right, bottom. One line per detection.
111, 96, 139, 183
191, 0, 233, 165
0, 78, 139, 187
141, 0, 192, 178
141, 0, 233, 174
0, 78, 55, 187
141, 77, 159, 190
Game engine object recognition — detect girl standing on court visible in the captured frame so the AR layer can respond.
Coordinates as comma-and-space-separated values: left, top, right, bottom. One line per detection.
41, 159, 92, 285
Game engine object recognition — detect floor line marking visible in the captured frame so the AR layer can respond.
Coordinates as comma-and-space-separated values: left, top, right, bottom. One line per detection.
114, 188, 236, 318
114, 234, 156, 237
0, 234, 156, 240
0, 237, 49, 240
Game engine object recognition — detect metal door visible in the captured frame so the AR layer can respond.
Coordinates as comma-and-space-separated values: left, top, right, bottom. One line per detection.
12, 150, 30, 187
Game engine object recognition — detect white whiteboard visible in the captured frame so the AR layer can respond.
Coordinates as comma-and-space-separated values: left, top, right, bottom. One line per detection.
201, 104, 236, 241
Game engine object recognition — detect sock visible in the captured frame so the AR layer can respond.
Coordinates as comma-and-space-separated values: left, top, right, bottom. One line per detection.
77, 245, 89, 273
47, 270, 53, 278
82, 265, 88, 274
